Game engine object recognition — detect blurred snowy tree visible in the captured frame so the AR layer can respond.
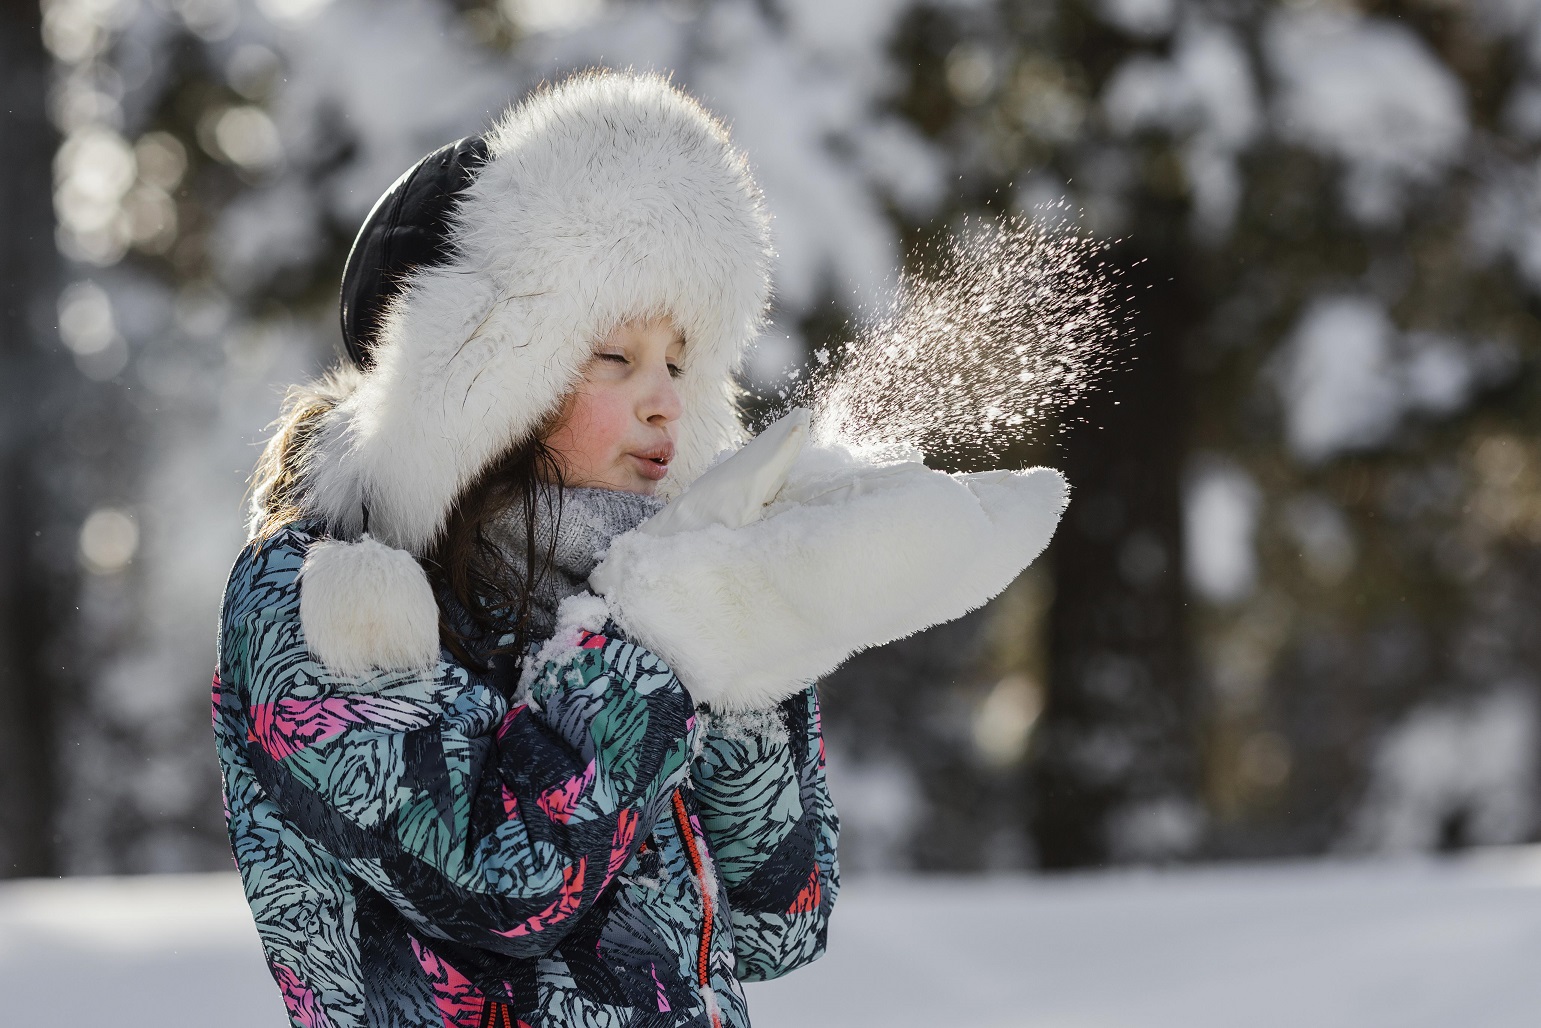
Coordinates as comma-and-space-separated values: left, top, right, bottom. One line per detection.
28, 0, 981, 873
21, 0, 1541, 877
0, 0, 68, 877
913, 0, 1541, 863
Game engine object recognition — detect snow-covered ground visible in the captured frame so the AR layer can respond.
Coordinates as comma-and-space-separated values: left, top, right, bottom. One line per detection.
5, 850, 1540, 1027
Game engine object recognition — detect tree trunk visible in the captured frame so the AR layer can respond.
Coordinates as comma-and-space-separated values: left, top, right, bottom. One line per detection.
1030, 241, 1197, 869
0, 0, 62, 878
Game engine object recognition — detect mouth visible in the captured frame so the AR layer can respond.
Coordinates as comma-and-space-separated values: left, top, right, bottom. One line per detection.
629, 445, 674, 480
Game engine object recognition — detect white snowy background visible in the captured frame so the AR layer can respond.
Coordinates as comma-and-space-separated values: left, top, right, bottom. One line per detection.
45, 0, 1541, 874
7, 851, 1541, 1026
45, 0, 966, 874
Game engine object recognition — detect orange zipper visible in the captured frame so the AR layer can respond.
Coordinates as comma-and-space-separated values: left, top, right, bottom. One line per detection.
671, 789, 722, 1028
478, 1000, 517, 1028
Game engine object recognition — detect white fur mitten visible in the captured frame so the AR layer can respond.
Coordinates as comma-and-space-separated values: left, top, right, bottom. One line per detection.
642, 407, 810, 535
589, 419, 1070, 711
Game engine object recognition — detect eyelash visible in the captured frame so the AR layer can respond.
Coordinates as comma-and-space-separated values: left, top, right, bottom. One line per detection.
598, 353, 684, 378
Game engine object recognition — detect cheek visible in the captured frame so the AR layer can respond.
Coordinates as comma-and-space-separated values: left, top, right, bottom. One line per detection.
550, 386, 632, 468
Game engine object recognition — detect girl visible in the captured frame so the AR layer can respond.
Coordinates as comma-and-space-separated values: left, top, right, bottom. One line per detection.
216, 71, 1067, 1028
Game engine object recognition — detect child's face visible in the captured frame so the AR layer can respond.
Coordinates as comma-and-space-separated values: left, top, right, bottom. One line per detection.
544, 313, 685, 495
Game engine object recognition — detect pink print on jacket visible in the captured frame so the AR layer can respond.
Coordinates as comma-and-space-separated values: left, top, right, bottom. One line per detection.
492, 857, 586, 938
410, 938, 484, 1028
248, 695, 431, 761
496, 703, 527, 740
787, 867, 823, 915
650, 963, 671, 1013
270, 961, 334, 1028
535, 758, 596, 824
500, 783, 520, 820
604, 808, 640, 887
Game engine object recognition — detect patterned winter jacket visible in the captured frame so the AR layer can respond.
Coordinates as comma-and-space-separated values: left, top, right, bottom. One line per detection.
213, 524, 839, 1028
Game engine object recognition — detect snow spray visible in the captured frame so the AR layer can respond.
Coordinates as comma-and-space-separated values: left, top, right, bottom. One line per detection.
785, 207, 1130, 463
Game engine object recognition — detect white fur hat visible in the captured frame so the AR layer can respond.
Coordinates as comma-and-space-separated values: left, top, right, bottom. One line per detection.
290, 70, 773, 673
306, 69, 772, 554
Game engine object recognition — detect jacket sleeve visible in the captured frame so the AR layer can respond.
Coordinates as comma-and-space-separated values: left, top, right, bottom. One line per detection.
690, 686, 841, 981
221, 531, 694, 960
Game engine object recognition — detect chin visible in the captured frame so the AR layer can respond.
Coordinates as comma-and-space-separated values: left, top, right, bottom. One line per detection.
589, 475, 656, 496
572, 461, 662, 495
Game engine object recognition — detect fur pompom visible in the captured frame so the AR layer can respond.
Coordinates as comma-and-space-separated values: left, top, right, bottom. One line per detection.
298, 536, 440, 675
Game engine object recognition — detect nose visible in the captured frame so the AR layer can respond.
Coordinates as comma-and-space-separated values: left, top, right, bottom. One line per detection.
642, 363, 683, 427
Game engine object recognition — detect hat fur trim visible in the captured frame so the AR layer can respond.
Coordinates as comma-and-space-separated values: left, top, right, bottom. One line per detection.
304, 70, 771, 554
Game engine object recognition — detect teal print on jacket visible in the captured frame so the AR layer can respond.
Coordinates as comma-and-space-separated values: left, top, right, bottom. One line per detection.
213, 525, 839, 1028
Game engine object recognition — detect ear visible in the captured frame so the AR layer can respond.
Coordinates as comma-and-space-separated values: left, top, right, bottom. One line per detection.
298, 535, 441, 676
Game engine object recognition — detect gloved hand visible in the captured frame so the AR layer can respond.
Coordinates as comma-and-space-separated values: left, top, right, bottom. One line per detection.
641, 407, 811, 536
589, 414, 1070, 712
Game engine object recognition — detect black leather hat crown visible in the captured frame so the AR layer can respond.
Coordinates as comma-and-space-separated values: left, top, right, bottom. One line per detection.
338, 135, 490, 368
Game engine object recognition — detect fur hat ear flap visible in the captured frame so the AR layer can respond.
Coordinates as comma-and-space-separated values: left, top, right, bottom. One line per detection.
298, 535, 441, 676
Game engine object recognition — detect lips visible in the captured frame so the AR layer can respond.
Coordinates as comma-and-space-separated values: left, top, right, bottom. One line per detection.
629, 442, 674, 480
632, 442, 674, 463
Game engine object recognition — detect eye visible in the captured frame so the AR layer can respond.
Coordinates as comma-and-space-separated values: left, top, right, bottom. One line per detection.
667, 363, 683, 379
597, 352, 629, 366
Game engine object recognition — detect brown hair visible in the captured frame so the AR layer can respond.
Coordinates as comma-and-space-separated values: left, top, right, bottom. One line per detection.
247, 368, 359, 544
247, 367, 565, 672
426, 440, 566, 670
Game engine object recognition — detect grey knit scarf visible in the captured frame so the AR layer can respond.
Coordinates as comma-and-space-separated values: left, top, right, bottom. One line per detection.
488, 486, 666, 638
